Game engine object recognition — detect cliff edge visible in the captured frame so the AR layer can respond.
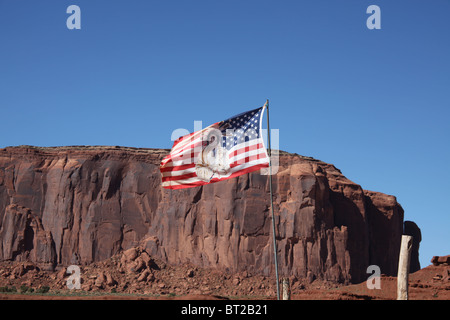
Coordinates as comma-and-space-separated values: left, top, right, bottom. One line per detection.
0, 145, 409, 284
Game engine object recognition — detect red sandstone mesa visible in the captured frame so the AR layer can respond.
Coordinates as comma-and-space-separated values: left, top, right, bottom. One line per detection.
0, 146, 415, 284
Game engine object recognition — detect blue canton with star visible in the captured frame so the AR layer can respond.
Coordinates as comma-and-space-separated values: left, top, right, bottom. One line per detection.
218, 107, 263, 151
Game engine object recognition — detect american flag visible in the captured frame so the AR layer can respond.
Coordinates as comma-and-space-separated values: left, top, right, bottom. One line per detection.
160, 104, 270, 189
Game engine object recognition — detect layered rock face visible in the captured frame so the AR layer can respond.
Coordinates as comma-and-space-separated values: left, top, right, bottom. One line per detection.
0, 146, 405, 283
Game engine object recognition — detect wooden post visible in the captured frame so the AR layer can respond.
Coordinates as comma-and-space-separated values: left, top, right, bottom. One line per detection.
282, 278, 290, 300
397, 235, 413, 300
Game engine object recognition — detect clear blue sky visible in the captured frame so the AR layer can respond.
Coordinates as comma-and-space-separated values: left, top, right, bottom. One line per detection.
1, 0, 448, 269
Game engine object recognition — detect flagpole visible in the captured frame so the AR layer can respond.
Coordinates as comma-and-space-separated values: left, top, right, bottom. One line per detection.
264, 99, 280, 300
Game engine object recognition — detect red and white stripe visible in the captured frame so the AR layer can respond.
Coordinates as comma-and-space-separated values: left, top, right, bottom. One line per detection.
160, 126, 269, 190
